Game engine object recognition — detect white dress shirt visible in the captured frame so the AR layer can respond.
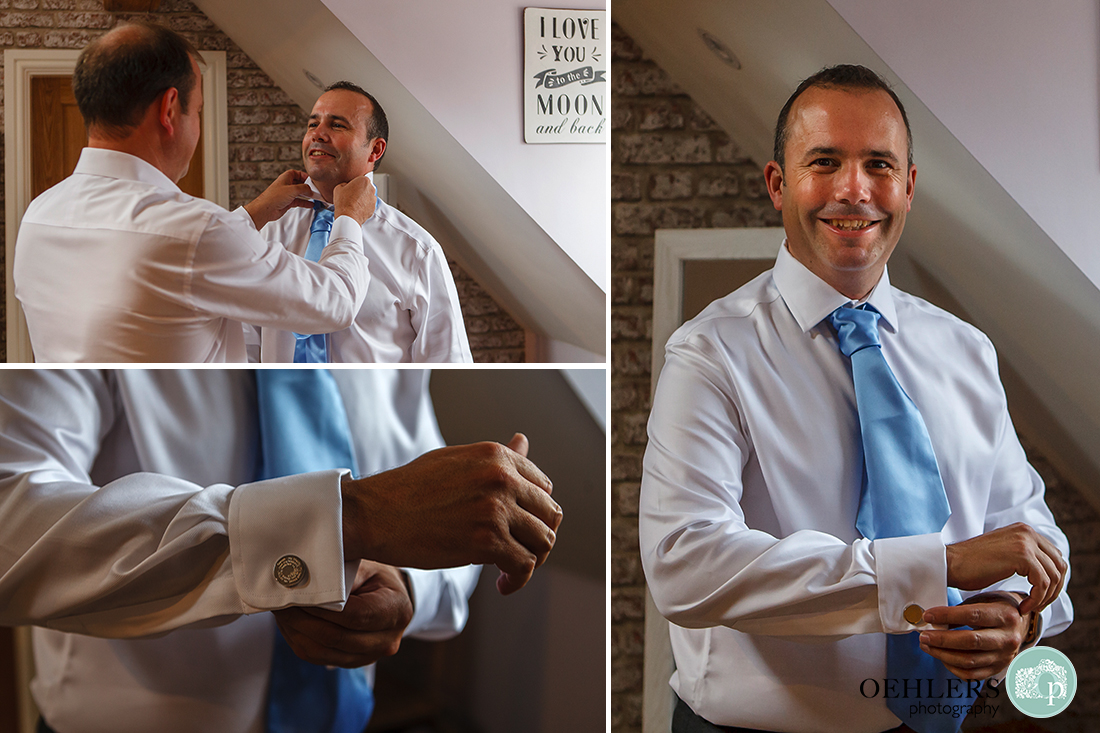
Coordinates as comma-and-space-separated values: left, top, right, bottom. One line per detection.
13, 148, 370, 363
0, 370, 479, 733
640, 243, 1073, 733
258, 175, 472, 363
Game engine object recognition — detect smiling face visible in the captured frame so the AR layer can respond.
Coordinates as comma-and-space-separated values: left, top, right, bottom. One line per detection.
764, 86, 916, 299
301, 88, 384, 201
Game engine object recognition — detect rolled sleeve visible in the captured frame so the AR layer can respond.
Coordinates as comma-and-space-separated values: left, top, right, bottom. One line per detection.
229, 468, 350, 611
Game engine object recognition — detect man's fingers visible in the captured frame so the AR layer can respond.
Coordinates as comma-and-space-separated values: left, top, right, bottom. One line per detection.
509, 505, 557, 566
511, 452, 553, 495
275, 169, 308, 185
274, 608, 402, 666
1020, 562, 1050, 616
919, 628, 1004, 652
303, 588, 409, 631
1035, 535, 1068, 610
515, 478, 563, 533
507, 432, 529, 457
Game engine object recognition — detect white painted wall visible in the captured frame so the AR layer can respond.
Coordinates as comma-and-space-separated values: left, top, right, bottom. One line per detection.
322, 0, 608, 291
827, 0, 1100, 280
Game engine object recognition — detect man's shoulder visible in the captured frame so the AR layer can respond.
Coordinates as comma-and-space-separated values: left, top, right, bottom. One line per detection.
892, 287, 994, 351
22, 171, 220, 233
370, 198, 438, 255
668, 269, 780, 347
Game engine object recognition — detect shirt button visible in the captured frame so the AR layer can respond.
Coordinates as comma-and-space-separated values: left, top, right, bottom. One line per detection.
274, 555, 308, 588
903, 604, 925, 626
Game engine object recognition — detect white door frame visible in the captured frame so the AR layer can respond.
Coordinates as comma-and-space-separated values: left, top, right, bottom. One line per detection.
4, 49, 229, 363
644, 226, 782, 733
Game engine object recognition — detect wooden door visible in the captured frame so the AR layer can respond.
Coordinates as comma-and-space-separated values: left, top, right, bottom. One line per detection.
30, 74, 204, 197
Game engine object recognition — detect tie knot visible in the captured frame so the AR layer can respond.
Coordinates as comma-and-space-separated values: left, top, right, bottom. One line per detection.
829, 305, 881, 357
310, 201, 334, 234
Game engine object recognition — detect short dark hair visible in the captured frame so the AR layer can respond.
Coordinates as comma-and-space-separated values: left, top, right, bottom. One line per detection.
73, 22, 201, 138
323, 80, 389, 169
772, 64, 913, 171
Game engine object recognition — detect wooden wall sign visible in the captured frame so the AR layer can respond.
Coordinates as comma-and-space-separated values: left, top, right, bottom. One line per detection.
524, 7, 607, 144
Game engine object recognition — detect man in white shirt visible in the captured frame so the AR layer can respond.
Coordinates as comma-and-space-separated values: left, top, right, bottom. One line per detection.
0, 369, 561, 732
13, 22, 376, 362
257, 82, 473, 363
640, 65, 1072, 733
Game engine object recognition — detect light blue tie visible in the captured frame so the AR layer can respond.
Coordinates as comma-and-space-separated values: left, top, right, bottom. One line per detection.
255, 370, 373, 733
294, 203, 336, 363
829, 305, 977, 733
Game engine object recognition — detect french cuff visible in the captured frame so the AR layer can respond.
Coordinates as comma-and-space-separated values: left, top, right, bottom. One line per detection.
327, 215, 364, 249
231, 205, 260, 232
401, 568, 441, 637
874, 532, 948, 634
230, 468, 349, 611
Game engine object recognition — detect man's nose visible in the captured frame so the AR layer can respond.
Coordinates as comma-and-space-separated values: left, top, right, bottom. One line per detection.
834, 164, 871, 204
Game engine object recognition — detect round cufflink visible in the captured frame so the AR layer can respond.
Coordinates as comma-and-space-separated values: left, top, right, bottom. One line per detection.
274, 555, 308, 588
903, 603, 925, 626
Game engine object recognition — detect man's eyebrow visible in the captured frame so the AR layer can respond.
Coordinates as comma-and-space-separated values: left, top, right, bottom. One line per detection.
866, 149, 900, 162
307, 113, 353, 125
802, 146, 900, 162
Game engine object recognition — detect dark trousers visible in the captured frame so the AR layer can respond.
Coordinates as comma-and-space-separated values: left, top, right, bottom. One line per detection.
672, 696, 914, 733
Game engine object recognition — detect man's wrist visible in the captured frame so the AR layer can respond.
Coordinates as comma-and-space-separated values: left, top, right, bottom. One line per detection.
341, 475, 365, 561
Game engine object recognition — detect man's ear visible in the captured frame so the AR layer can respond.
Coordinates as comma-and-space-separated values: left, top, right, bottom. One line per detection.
367, 138, 386, 165
763, 161, 784, 211
158, 87, 180, 135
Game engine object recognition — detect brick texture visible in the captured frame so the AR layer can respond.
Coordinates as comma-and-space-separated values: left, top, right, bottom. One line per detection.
609, 21, 1100, 733
0, 0, 523, 362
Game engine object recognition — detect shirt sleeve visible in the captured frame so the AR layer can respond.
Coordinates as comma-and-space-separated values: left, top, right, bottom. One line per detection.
186, 207, 369, 335
640, 340, 946, 638
962, 346, 1073, 638
402, 565, 482, 640
0, 371, 351, 639
409, 246, 473, 363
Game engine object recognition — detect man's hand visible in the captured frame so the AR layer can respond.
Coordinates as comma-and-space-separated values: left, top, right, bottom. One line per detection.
342, 433, 562, 596
243, 170, 314, 229
273, 560, 413, 668
332, 176, 376, 226
945, 523, 1067, 615
919, 592, 1031, 680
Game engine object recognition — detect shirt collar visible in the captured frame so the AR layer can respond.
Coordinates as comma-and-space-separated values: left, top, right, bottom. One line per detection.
304, 171, 374, 210
74, 148, 179, 192
772, 239, 899, 334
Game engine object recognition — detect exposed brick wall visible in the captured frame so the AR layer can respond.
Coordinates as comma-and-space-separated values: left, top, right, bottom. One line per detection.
610, 21, 1100, 733
0, 0, 523, 363
448, 256, 525, 363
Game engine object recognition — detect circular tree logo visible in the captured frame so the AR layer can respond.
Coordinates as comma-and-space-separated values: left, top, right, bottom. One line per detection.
1006, 646, 1077, 718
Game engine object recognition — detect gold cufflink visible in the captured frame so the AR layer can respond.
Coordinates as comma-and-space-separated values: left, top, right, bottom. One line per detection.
903, 604, 925, 625
274, 555, 308, 588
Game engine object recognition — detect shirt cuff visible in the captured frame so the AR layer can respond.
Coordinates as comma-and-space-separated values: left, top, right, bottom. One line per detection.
229, 468, 349, 611
329, 215, 364, 247
231, 205, 260, 232
402, 568, 442, 637
874, 532, 948, 633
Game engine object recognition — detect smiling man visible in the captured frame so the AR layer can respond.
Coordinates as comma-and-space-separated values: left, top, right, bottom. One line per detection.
256, 81, 472, 363
13, 23, 375, 363
640, 65, 1072, 733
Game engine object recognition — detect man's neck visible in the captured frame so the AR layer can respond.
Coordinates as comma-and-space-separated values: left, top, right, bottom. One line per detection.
88, 133, 177, 183
313, 171, 374, 205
